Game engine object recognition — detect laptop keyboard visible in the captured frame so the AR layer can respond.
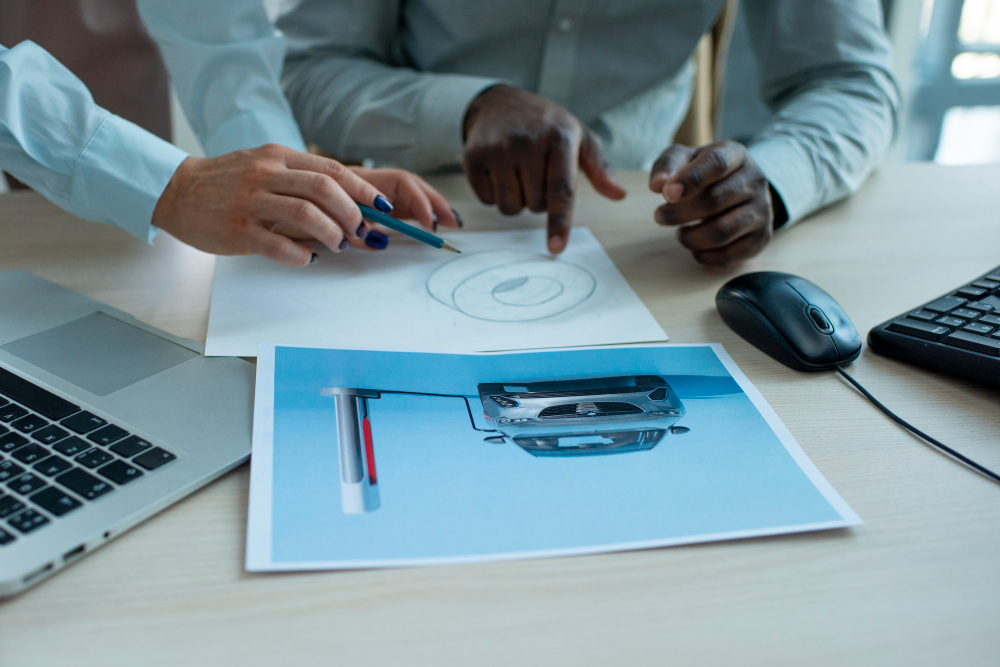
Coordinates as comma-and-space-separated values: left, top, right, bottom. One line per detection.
0, 367, 177, 547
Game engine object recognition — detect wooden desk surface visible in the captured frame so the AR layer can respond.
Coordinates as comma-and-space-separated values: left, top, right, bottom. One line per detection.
1, 163, 999, 666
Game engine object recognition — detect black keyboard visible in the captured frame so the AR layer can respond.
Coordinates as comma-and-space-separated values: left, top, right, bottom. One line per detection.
0, 367, 177, 547
868, 265, 1000, 385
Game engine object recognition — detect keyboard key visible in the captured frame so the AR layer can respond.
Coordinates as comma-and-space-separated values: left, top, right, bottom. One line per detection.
976, 295, 1000, 310
923, 296, 966, 313
10, 413, 48, 433
909, 310, 938, 321
30, 486, 82, 517
33, 455, 72, 477
97, 460, 143, 485
944, 330, 1000, 356
55, 468, 113, 500
980, 314, 1000, 327
985, 272, 1000, 282
965, 301, 994, 313
935, 316, 964, 328
888, 319, 950, 341
0, 460, 25, 483
134, 447, 176, 471
110, 436, 152, 458
11, 443, 49, 465
964, 323, 994, 336
0, 432, 28, 453
0, 494, 26, 518
61, 411, 107, 435
0, 368, 80, 420
75, 448, 113, 469
0, 526, 14, 546
0, 397, 7, 408
0, 423, 7, 436
53, 436, 90, 457
7, 472, 47, 496
0, 404, 28, 422
972, 279, 1000, 290
31, 424, 68, 445
957, 286, 987, 298
7, 508, 49, 534
951, 308, 981, 320
86, 424, 128, 446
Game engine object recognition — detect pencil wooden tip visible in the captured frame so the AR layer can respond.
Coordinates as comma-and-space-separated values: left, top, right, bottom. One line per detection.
442, 241, 461, 253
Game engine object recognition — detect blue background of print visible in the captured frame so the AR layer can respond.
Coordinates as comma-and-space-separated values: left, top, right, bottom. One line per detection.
270, 346, 841, 563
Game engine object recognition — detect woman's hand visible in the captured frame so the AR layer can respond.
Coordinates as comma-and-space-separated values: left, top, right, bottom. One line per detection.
152, 144, 395, 267
348, 166, 462, 230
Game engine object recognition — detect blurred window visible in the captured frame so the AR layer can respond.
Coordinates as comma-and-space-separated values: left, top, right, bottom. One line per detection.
908, 0, 1000, 162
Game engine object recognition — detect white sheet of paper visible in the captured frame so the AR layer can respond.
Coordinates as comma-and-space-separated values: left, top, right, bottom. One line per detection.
205, 228, 666, 356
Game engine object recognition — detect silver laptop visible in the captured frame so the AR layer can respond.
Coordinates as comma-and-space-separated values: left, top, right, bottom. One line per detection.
0, 271, 253, 596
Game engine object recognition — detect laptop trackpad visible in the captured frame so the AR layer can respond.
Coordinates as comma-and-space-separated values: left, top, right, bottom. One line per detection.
2, 312, 198, 396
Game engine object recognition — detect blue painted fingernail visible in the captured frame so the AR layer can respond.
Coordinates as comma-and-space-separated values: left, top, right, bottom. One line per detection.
309, 252, 318, 265
373, 195, 393, 214
451, 208, 464, 228
433, 220, 438, 232
365, 229, 390, 250
356, 223, 366, 237
432, 212, 438, 224
339, 238, 350, 252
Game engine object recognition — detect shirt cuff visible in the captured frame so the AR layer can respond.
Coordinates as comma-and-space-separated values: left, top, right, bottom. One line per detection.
71, 115, 188, 242
748, 138, 817, 227
204, 111, 307, 157
415, 75, 502, 171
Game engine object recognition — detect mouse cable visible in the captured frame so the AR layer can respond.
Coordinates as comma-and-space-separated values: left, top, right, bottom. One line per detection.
836, 366, 1000, 486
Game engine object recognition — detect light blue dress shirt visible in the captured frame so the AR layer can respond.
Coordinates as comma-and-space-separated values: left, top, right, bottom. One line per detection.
141, 0, 899, 227
136, 0, 307, 157
0, 41, 188, 241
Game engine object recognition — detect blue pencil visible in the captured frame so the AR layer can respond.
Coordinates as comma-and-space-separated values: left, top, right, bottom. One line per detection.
358, 204, 461, 253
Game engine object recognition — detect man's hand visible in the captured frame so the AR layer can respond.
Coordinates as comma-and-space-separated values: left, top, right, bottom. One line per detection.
463, 85, 626, 254
649, 141, 773, 266
153, 144, 391, 267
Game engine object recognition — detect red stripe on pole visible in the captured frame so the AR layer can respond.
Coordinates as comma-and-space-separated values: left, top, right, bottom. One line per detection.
363, 416, 377, 485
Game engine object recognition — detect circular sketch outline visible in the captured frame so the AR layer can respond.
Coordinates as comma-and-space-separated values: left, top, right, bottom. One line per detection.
426, 251, 597, 322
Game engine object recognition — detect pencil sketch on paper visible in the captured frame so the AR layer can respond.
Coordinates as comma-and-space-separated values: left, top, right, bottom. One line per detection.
425, 251, 597, 322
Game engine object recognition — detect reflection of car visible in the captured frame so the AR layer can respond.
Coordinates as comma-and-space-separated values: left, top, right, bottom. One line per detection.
479, 376, 686, 457
510, 429, 668, 457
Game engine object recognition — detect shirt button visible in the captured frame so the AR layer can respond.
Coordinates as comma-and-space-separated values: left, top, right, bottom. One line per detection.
556, 17, 574, 33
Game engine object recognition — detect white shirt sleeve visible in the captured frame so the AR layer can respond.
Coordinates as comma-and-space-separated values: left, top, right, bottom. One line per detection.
0, 41, 188, 241
137, 0, 307, 157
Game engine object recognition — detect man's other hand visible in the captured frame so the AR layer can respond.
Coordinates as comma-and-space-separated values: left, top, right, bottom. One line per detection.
463, 85, 626, 254
152, 144, 390, 267
649, 141, 773, 266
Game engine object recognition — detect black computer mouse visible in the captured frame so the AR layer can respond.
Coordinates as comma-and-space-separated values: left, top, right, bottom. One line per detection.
716, 272, 862, 371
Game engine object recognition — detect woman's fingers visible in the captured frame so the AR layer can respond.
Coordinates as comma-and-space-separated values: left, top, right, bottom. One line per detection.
347, 167, 460, 229
243, 224, 316, 268
268, 170, 367, 241
385, 173, 437, 228
283, 151, 385, 225
257, 193, 348, 253
411, 174, 460, 228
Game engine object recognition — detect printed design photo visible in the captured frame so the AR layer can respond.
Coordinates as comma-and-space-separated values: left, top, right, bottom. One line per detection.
246, 344, 860, 570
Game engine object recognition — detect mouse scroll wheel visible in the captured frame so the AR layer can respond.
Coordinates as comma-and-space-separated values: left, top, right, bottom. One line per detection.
807, 305, 834, 334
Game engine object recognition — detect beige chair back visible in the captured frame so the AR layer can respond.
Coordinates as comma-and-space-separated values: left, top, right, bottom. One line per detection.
675, 0, 740, 146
